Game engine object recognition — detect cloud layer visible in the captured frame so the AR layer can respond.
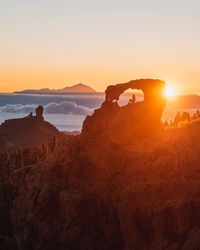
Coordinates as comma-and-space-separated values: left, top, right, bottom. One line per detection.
0, 101, 93, 116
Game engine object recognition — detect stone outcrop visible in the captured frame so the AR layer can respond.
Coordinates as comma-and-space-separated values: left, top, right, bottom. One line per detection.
35, 105, 44, 121
82, 79, 166, 157
0, 106, 59, 151
1, 79, 200, 250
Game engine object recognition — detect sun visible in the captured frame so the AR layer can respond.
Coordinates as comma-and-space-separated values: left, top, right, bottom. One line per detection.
164, 86, 176, 99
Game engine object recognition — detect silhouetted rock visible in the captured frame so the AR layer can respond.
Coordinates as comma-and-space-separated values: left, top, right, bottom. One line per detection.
0, 106, 59, 151
1, 79, 200, 250
27, 112, 33, 118
35, 105, 44, 120
82, 79, 166, 151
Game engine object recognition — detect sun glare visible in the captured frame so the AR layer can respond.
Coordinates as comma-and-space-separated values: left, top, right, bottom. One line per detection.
164, 86, 176, 99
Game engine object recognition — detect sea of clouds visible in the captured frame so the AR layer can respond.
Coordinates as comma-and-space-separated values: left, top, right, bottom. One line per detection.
0, 101, 93, 116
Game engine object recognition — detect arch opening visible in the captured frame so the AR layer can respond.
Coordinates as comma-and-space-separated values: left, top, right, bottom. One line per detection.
118, 89, 144, 107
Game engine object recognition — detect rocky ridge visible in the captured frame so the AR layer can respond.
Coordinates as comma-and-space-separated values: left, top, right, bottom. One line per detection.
1, 79, 200, 250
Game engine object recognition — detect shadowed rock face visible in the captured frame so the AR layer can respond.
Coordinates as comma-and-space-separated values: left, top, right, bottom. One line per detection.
0, 106, 59, 151
1, 79, 200, 250
82, 79, 166, 150
35, 105, 44, 121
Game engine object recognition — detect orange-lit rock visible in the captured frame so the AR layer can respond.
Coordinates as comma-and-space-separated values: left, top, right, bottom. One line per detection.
1, 80, 200, 250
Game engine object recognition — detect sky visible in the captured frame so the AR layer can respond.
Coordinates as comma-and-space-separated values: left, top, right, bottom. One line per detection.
0, 0, 200, 94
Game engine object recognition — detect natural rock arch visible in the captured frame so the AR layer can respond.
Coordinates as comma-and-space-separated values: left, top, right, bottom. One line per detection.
82, 79, 167, 147
104, 79, 165, 104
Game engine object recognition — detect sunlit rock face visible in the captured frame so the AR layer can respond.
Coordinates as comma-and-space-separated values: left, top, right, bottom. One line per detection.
82, 79, 166, 156
2, 80, 200, 250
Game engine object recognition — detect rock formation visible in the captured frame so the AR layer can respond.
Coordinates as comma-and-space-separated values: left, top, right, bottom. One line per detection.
82, 79, 166, 154
35, 105, 44, 121
0, 106, 59, 151
0, 79, 200, 250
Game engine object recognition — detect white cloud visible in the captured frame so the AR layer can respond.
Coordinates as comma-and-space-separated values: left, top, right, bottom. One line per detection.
44, 101, 93, 115
0, 104, 37, 113
0, 101, 93, 116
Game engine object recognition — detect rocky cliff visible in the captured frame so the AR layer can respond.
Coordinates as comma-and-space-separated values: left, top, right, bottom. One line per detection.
1, 79, 200, 250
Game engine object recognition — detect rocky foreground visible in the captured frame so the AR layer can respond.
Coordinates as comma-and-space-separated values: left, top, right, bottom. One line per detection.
0, 79, 200, 250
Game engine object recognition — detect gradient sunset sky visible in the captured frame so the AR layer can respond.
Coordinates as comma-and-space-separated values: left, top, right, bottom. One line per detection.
0, 0, 200, 94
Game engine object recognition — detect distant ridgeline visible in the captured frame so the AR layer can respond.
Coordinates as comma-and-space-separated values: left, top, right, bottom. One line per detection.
15, 83, 96, 94
0, 79, 200, 250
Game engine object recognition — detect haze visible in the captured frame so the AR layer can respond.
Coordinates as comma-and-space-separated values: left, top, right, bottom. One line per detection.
0, 0, 200, 94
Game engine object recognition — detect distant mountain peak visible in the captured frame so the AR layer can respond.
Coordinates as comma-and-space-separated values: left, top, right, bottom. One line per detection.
60, 83, 96, 93
15, 83, 96, 94
74, 83, 84, 86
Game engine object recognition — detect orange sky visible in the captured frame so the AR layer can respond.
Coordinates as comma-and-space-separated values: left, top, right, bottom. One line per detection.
1, 65, 199, 95
0, 0, 200, 94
